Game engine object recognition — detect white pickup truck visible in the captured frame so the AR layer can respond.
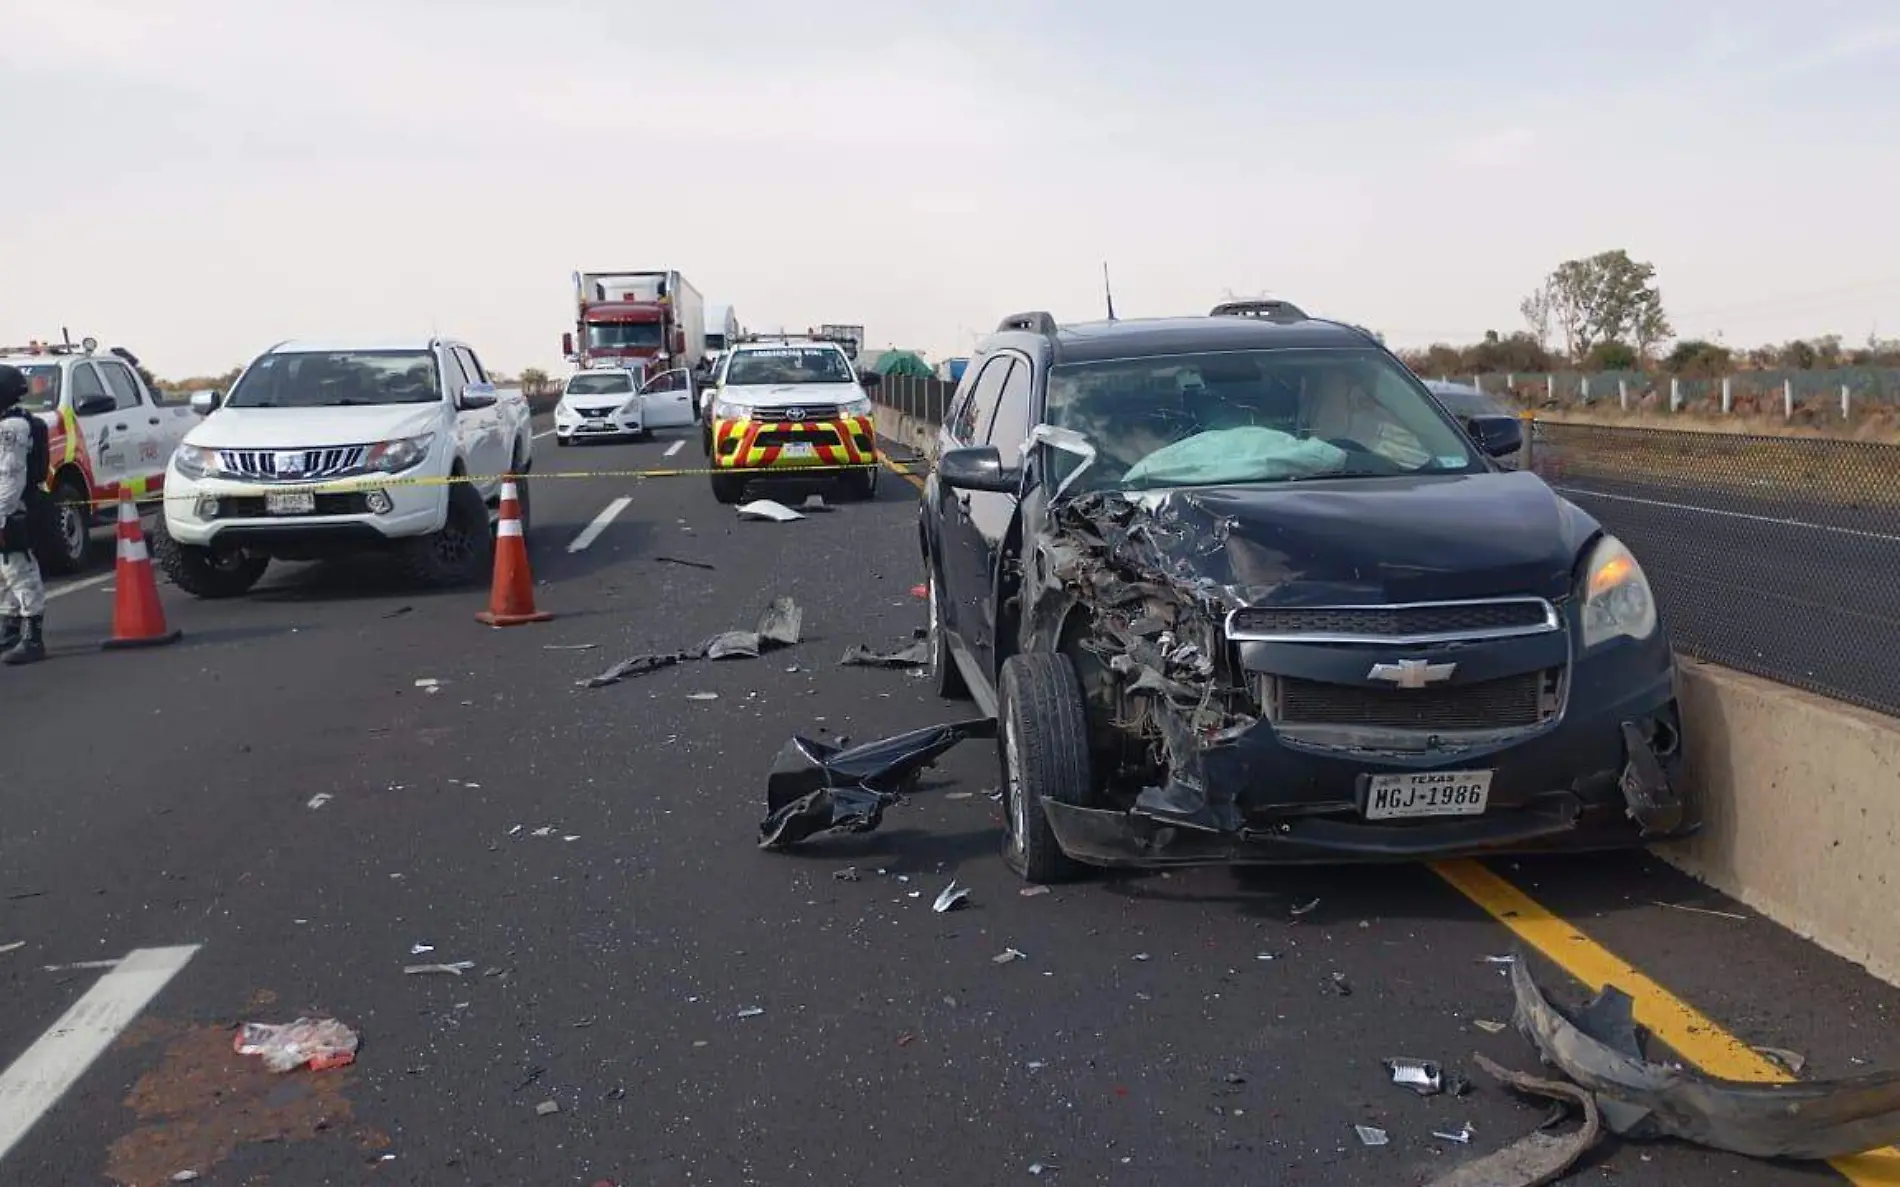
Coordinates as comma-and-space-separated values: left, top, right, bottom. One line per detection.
0, 338, 198, 574
155, 337, 535, 597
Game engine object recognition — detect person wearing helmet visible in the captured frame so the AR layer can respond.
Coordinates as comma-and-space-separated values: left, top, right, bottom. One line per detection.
0, 364, 50, 664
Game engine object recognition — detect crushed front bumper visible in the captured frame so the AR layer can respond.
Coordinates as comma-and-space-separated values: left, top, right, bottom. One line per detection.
710, 413, 877, 473
1043, 665, 1693, 869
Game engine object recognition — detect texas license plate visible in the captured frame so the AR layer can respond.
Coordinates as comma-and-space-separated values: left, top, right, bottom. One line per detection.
781, 443, 816, 460
1362, 770, 1493, 820
266, 490, 316, 515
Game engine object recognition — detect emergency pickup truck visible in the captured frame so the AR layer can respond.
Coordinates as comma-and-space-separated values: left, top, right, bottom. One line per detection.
0, 338, 198, 574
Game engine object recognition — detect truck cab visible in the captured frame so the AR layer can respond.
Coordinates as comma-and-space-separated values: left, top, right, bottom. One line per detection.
0, 337, 198, 574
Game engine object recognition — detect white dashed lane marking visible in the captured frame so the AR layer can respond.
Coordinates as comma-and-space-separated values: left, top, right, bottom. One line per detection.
567, 497, 632, 553
0, 945, 202, 1164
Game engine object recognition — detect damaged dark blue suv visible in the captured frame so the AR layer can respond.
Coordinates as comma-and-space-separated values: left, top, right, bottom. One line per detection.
919, 301, 1691, 883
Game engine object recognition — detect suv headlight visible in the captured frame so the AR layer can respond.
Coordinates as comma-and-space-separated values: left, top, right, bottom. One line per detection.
840, 395, 872, 417
364, 433, 435, 474
173, 443, 214, 480
713, 398, 755, 420
1579, 534, 1658, 649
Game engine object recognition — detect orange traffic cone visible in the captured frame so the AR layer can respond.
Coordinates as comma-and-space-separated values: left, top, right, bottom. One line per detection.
103, 492, 182, 650
475, 479, 552, 627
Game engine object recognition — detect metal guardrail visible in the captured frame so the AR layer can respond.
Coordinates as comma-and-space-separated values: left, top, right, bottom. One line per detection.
871, 384, 1900, 717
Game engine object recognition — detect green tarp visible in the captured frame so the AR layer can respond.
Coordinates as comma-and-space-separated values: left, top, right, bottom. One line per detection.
868, 350, 933, 378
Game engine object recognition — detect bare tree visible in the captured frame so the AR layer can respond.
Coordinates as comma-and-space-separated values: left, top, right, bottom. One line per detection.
1519, 286, 1554, 351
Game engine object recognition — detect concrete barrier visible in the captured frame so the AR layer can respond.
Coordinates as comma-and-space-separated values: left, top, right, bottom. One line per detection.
873, 403, 941, 462
1664, 660, 1900, 984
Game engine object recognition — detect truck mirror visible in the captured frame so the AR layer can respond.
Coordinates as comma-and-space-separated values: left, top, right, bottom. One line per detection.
189, 390, 221, 415
561, 332, 575, 358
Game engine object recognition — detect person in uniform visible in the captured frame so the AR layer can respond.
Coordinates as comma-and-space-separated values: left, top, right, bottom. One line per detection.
0, 364, 49, 665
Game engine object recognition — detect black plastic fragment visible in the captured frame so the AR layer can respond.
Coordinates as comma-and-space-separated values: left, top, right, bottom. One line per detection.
758, 717, 998, 849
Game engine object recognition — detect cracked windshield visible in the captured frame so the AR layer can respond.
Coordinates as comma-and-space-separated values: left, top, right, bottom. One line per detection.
3, 2, 1898, 1185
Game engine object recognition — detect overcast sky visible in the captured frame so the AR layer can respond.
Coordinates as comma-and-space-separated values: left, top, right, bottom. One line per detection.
3, 0, 1897, 377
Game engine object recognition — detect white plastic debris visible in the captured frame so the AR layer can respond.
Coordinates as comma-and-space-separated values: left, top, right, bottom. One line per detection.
233, 1018, 359, 1072
737, 1006, 765, 1018
686, 692, 719, 701
992, 947, 1027, 965
736, 499, 804, 522
1432, 1122, 1475, 1144
932, 882, 971, 913
1384, 1057, 1444, 1096
1291, 898, 1321, 917
1473, 1019, 1509, 1034
0, 941, 24, 955
306, 793, 332, 810
410, 943, 434, 955
1354, 1125, 1389, 1147
1019, 886, 1051, 898
535, 1099, 560, 1116
403, 961, 475, 976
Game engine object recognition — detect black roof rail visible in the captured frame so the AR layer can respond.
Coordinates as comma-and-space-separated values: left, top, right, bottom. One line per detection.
996, 311, 1058, 335
1209, 299, 1308, 321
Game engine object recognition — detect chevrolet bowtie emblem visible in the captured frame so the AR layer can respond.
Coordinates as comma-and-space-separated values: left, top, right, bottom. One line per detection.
1368, 659, 1456, 688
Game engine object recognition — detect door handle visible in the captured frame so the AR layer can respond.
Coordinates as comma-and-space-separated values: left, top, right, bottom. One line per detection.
115, 422, 128, 431
148, 417, 161, 425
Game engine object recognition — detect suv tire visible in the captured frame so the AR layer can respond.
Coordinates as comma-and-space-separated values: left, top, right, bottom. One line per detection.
41, 477, 92, 576
839, 464, 878, 501
998, 653, 1093, 884
400, 481, 493, 588
927, 566, 970, 700
710, 473, 748, 505
151, 521, 269, 598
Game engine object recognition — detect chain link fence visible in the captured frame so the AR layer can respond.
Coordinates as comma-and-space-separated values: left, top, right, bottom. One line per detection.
1527, 421, 1900, 717
869, 378, 1900, 716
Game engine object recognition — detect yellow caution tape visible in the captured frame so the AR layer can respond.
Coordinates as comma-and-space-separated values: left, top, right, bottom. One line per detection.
74, 457, 931, 510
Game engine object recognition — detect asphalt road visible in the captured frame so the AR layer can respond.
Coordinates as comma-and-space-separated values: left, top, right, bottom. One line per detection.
4, 419, 1900, 1186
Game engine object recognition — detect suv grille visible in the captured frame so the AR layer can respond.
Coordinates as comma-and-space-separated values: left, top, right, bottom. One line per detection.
218, 447, 368, 482
1266, 668, 1561, 732
1227, 599, 1555, 643
760, 405, 845, 422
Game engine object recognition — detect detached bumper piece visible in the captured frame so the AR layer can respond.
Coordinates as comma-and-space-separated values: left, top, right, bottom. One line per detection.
1498, 956, 1900, 1162
1617, 719, 1688, 837
757, 718, 997, 850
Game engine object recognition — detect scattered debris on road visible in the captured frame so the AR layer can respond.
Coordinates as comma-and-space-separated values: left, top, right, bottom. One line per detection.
1327, 971, 1352, 996
233, 1018, 359, 1073
832, 866, 861, 882
841, 635, 930, 668
306, 793, 333, 810
1426, 1054, 1601, 1187
414, 678, 445, 694
1504, 956, 1900, 1160
535, 1099, 561, 1116
932, 882, 971, 913
404, 961, 476, 976
1432, 1122, 1475, 1145
1651, 899, 1749, 922
1290, 898, 1320, 917
1019, 886, 1051, 898
1755, 1046, 1808, 1075
1473, 1019, 1509, 1034
581, 596, 803, 688
653, 555, 716, 570
687, 692, 719, 701
993, 947, 1027, 965
736, 499, 804, 522
0, 940, 24, 955
737, 1007, 765, 1019
756, 717, 998, 849
1385, 1057, 1445, 1096
543, 642, 599, 651
1354, 1125, 1389, 1147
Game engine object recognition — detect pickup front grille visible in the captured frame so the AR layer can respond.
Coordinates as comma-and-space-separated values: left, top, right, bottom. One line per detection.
1227, 599, 1556, 643
759, 405, 845, 422
217, 447, 368, 482
1266, 668, 1561, 732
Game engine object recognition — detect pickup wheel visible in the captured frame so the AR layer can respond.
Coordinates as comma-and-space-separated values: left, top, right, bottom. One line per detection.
150, 522, 268, 599
40, 476, 93, 576
838, 464, 878, 501
710, 473, 748, 504
998, 653, 1093, 884
928, 565, 970, 700
399, 481, 493, 588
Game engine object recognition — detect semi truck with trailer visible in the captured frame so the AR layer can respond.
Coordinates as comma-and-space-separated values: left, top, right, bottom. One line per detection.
562, 270, 707, 378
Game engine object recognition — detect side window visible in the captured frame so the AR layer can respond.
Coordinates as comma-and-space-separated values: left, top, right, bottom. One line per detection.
441, 348, 470, 395
456, 347, 488, 384
986, 356, 1033, 465
968, 357, 1018, 447
950, 356, 1012, 444
70, 363, 109, 408
96, 361, 145, 410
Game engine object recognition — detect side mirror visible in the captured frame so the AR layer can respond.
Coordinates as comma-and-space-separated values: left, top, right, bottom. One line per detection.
938, 445, 1019, 494
1466, 414, 1524, 458
74, 395, 117, 417
858, 371, 882, 389
561, 332, 575, 359
458, 383, 499, 410
189, 390, 221, 415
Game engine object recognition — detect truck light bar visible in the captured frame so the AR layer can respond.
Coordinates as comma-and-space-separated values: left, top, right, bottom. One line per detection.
0, 337, 98, 356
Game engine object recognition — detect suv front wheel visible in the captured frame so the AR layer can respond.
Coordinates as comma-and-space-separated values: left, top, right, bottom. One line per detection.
998, 653, 1093, 884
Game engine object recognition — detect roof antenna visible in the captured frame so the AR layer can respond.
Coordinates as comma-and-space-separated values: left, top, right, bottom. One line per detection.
1102, 262, 1117, 321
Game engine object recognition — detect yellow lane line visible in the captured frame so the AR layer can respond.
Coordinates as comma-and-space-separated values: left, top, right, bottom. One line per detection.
882, 450, 926, 491
1433, 858, 1900, 1182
